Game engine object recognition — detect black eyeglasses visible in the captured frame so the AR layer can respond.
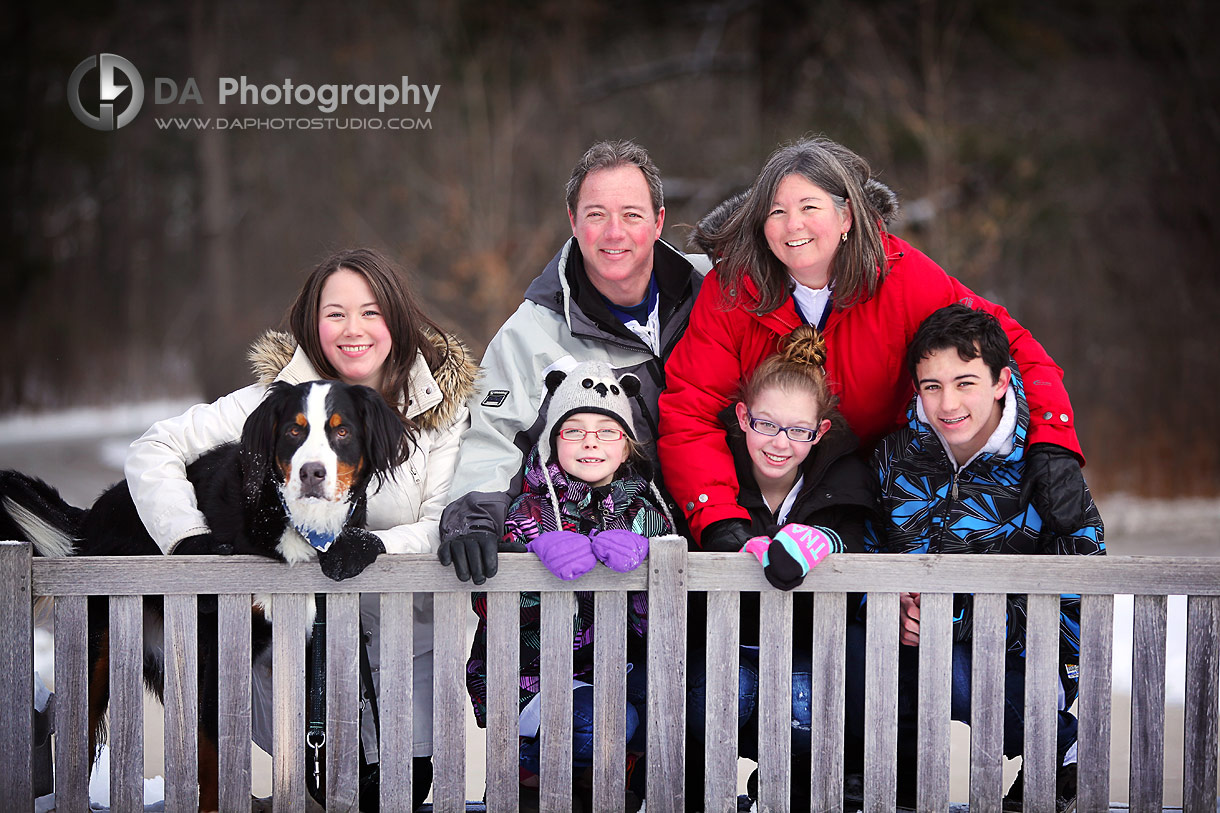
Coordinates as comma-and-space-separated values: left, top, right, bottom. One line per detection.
745, 410, 818, 442
558, 427, 625, 442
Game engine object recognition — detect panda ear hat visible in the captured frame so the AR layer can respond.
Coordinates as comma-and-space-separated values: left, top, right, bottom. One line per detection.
537, 361, 640, 467
535, 360, 677, 538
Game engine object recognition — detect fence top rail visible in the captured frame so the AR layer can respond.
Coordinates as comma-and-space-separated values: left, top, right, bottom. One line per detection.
3, 539, 1216, 597
690, 552, 1220, 596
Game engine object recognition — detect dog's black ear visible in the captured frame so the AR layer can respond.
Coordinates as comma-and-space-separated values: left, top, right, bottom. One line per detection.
351, 384, 411, 489
544, 370, 567, 394
240, 381, 295, 503
618, 373, 641, 399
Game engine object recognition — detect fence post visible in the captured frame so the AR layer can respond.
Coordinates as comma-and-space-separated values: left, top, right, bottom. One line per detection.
0, 541, 33, 810
1130, 594, 1167, 813
1184, 594, 1220, 811
646, 535, 688, 813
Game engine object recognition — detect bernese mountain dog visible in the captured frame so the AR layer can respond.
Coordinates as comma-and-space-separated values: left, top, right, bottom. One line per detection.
0, 379, 409, 808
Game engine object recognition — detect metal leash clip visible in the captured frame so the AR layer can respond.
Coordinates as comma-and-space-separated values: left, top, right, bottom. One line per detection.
306, 729, 326, 789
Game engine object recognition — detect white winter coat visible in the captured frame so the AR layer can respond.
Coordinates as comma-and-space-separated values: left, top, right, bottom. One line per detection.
125, 330, 476, 757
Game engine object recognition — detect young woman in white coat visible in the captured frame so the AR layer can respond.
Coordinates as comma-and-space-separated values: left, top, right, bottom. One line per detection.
125, 247, 477, 809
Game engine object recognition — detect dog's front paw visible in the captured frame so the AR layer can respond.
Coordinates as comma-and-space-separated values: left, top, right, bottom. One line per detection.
318, 528, 385, 581
172, 533, 232, 556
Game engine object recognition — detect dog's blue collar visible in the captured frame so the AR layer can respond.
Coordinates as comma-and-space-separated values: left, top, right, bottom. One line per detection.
280, 492, 357, 552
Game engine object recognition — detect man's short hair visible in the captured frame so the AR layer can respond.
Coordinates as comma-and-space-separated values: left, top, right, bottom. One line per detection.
907, 304, 1011, 383
565, 140, 664, 216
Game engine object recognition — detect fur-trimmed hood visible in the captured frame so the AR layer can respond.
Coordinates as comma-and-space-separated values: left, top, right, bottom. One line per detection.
247, 328, 479, 433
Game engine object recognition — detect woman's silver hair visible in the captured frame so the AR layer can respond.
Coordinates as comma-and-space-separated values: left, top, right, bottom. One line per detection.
705, 136, 899, 314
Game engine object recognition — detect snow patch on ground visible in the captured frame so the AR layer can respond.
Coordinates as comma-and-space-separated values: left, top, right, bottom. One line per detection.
0, 399, 199, 446
1098, 492, 1220, 541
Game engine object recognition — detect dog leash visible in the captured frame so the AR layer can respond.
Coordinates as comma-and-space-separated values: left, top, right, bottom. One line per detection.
307, 594, 327, 792
306, 594, 384, 798
358, 623, 381, 764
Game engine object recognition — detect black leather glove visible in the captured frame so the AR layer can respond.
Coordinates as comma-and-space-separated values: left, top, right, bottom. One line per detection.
437, 530, 500, 585
1019, 443, 1088, 534
763, 542, 805, 591
171, 533, 232, 556
700, 518, 754, 552
318, 528, 385, 581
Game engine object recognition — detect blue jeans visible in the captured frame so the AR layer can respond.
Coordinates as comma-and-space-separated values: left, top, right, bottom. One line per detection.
843, 621, 1077, 776
518, 664, 648, 774
687, 646, 814, 760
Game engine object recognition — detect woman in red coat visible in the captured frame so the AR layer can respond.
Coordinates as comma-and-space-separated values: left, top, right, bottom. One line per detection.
659, 137, 1090, 551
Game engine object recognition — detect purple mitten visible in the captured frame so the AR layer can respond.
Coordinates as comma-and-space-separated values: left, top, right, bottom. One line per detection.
589, 529, 650, 572
527, 530, 597, 581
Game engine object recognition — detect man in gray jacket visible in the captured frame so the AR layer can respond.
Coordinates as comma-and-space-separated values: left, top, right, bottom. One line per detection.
439, 139, 709, 583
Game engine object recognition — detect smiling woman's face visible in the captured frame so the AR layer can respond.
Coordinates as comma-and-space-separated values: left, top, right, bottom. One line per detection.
762, 173, 852, 289
317, 268, 392, 390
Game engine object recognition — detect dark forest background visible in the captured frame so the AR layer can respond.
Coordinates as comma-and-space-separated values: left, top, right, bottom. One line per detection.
2, 0, 1217, 496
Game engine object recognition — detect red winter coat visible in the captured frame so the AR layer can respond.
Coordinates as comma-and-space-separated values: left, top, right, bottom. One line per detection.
658, 232, 1081, 543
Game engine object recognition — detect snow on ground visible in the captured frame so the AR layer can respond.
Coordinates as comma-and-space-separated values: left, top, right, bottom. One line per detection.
1101, 492, 1220, 543
0, 399, 199, 447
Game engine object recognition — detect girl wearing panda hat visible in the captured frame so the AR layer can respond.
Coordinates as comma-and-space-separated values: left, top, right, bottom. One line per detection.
465, 360, 675, 808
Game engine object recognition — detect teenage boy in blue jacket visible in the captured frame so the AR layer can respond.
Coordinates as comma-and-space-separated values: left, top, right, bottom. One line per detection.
847, 304, 1104, 811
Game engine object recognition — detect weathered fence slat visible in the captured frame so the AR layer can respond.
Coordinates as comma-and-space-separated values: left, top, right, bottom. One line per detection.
379, 592, 414, 809
271, 593, 307, 813
162, 594, 199, 811
432, 591, 468, 812
757, 589, 794, 812
592, 590, 628, 812
809, 590, 846, 812
1077, 593, 1114, 813
970, 592, 1006, 813
217, 593, 253, 813
325, 592, 361, 809
1023, 592, 1062, 812
703, 590, 741, 813
109, 593, 143, 813
863, 591, 899, 812
646, 537, 688, 813
917, 591, 953, 812
539, 590, 575, 810
53, 594, 90, 811
485, 590, 519, 812
0, 542, 33, 811
1130, 594, 1167, 813
1184, 594, 1219, 812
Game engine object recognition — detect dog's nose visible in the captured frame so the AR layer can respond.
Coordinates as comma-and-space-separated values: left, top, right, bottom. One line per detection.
299, 462, 328, 496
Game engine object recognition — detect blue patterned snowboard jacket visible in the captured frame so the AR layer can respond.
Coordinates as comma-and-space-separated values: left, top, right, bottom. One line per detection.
866, 363, 1105, 688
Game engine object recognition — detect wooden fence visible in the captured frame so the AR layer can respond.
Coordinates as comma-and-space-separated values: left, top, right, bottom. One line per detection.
1, 537, 1218, 812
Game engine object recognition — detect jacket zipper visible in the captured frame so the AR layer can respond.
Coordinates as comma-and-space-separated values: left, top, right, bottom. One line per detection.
660, 312, 691, 359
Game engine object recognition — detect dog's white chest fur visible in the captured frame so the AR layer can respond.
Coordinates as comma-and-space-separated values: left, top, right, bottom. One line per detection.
253, 527, 322, 625
276, 525, 319, 565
